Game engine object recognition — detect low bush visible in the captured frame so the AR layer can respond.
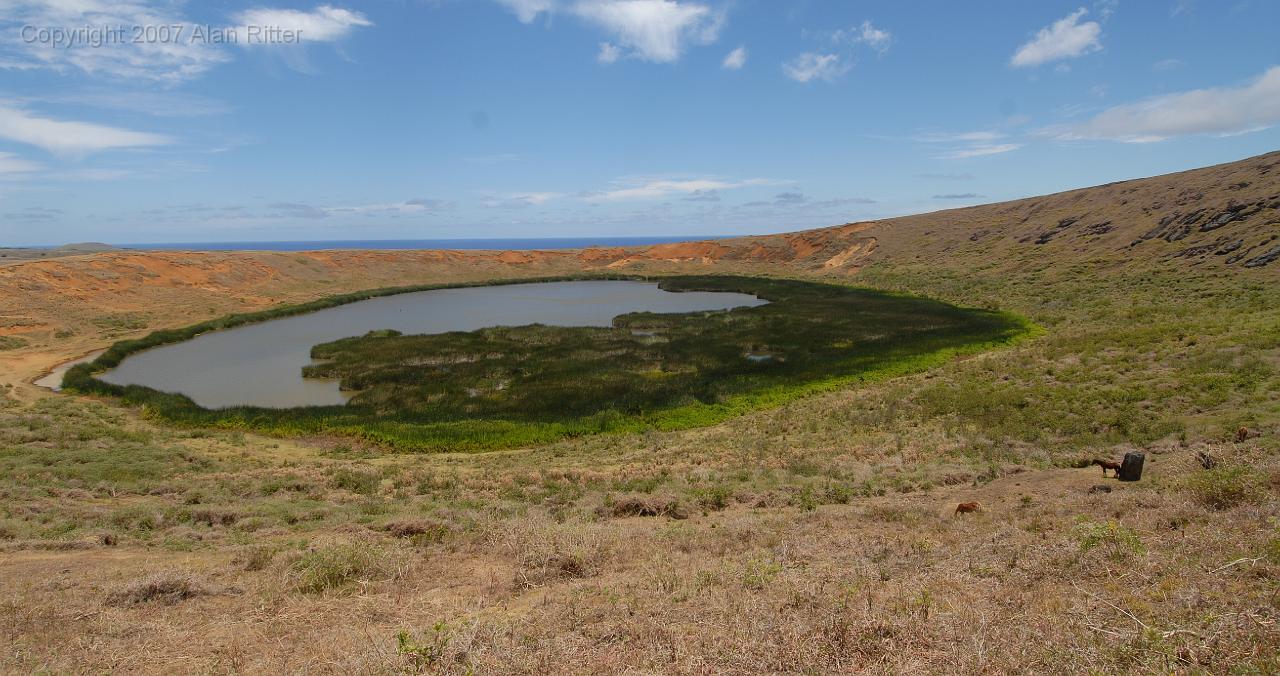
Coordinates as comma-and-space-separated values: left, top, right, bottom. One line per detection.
1184, 466, 1267, 510
1073, 518, 1144, 559
288, 542, 404, 593
106, 571, 209, 606
604, 494, 687, 519
494, 521, 609, 589
235, 545, 277, 571
328, 468, 380, 496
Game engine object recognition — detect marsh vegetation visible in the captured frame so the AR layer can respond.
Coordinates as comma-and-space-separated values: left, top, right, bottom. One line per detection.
66, 275, 1032, 451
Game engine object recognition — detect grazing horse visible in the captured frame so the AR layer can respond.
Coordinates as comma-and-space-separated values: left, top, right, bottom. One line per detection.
1236, 427, 1252, 443
954, 501, 981, 515
1092, 458, 1122, 477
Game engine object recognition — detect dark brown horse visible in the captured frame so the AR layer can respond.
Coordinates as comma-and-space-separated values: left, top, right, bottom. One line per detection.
1092, 458, 1122, 477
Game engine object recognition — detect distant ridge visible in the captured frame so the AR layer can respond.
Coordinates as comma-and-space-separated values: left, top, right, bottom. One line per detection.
1, 150, 1278, 345
55, 243, 118, 252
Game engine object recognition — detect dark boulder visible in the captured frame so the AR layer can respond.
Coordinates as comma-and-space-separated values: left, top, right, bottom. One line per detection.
1215, 240, 1244, 255
1244, 245, 1280, 268
1118, 452, 1145, 482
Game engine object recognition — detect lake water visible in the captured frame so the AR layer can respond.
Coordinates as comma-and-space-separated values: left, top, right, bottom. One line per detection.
99, 281, 766, 409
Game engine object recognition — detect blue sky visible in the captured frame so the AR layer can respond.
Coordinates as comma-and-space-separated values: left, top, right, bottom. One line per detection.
0, 0, 1278, 246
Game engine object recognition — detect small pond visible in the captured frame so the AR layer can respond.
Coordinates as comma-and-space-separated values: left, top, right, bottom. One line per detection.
99, 281, 766, 408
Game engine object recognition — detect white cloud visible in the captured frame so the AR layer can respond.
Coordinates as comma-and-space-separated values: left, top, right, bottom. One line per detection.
722, 45, 747, 70
597, 42, 622, 63
491, 0, 723, 63
233, 5, 373, 44
909, 131, 1022, 159
912, 131, 1006, 143
783, 52, 848, 83
0, 2, 369, 82
327, 198, 454, 215
482, 192, 562, 208
0, 0, 230, 82
592, 177, 775, 201
835, 20, 892, 54
937, 143, 1022, 159
495, 0, 556, 23
570, 0, 723, 63
783, 19, 889, 83
1010, 9, 1102, 68
0, 106, 171, 154
1049, 65, 1280, 142
0, 151, 42, 174
509, 191, 560, 205
267, 197, 454, 219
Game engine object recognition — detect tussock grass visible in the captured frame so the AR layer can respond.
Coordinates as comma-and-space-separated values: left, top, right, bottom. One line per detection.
287, 541, 409, 593
491, 519, 613, 589
105, 571, 210, 606
1183, 466, 1268, 509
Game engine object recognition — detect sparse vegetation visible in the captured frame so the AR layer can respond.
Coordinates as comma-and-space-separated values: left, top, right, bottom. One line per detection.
105, 571, 210, 606
1183, 466, 1268, 509
1073, 518, 1145, 559
2, 153, 1279, 672
288, 541, 406, 593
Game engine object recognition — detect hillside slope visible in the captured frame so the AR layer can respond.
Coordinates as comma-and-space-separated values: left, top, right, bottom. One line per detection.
851, 149, 1280, 274
1, 151, 1278, 674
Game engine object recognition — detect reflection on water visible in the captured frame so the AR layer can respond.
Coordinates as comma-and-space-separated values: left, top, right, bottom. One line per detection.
100, 281, 766, 409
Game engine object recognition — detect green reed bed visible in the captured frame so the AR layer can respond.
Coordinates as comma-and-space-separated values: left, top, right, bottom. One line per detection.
65, 275, 1037, 452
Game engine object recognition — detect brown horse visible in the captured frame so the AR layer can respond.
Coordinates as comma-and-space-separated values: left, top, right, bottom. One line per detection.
954, 501, 981, 515
1092, 458, 1122, 477
1236, 427, 1252, 443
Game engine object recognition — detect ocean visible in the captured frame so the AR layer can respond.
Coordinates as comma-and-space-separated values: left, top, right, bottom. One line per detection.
121, 236, 719, 251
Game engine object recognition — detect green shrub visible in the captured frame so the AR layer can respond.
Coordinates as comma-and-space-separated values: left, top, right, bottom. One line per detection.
741, 558, 783, 590
396, 622, 453, 669
793, 485, 819, 512
692, 484, 733, 511
1073, 518, 1144, 559
0, 336, 28, 351
288, 542, 402, 593
328, 468, 380, 496
1184, 467, 1267, 510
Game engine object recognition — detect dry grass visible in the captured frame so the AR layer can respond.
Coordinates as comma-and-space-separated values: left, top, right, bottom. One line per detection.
1, 152, 1279, 672
105, 571, 212, 606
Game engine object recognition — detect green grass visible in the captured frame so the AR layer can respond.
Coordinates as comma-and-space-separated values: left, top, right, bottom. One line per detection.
64, 275, 1034, 452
